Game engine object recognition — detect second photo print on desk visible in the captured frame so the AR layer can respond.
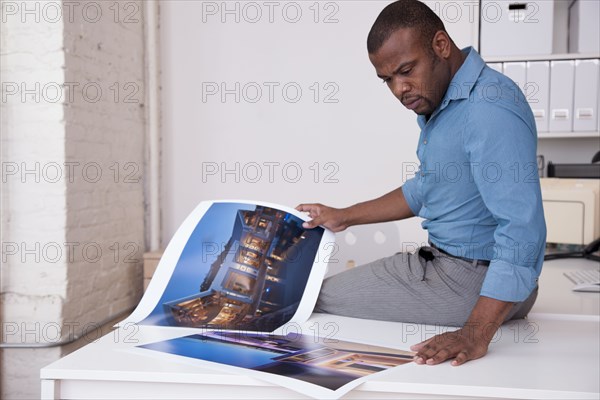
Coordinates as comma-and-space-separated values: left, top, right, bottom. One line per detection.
137, 330, 414, 396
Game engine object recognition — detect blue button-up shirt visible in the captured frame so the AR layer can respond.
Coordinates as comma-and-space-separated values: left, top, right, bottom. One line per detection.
402, 47, 546, 302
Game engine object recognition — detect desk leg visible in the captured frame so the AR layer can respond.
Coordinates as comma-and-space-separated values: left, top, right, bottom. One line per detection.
41, 379, 60, 400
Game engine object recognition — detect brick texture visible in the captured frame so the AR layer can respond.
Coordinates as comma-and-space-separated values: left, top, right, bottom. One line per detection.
0, 2, 147, 398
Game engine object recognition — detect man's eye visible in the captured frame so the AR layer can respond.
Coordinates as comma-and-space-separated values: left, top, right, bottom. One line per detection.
400, 68, 412, 75
381, 78, 390, 84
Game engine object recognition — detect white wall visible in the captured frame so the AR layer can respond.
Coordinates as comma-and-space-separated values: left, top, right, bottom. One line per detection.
0, 11, 67, 399
538, 138, 600, 168
0, 1, 146, 398
61, 0, 146, 330
160, 0, 479, 255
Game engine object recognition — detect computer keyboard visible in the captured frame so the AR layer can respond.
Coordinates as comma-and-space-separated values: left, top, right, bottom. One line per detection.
563, 269, 600, 292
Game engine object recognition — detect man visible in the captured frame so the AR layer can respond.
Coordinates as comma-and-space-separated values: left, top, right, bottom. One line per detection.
297, 0, 546, 366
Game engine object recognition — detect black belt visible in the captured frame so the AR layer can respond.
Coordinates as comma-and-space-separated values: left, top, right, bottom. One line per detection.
429, 243, 491, 266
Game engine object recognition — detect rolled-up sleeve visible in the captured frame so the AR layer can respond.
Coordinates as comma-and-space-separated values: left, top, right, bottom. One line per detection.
402, 174, 423, 217
464, 92, 547, 302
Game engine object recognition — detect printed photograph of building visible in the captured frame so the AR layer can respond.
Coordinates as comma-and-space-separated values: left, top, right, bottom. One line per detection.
139, 331, 414, 391
140, 203, 324, 331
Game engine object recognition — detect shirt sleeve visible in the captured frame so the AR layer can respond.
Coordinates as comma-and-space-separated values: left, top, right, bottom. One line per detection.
463, 85, 547, 302
401, 173, 423, 217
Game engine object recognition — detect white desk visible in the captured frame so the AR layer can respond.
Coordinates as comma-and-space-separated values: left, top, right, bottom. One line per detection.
531, 258, 599, 316
41, 259, 600, 399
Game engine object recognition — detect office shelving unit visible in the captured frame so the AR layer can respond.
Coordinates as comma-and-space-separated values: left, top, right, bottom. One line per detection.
483, 51, 600, 139
485, 53, 600, 63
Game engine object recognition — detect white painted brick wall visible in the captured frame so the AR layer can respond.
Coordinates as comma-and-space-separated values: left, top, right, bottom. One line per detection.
1, 6, 68, 398
1, 1, 147, 398
1, 347, 62, 399
62, 0, 145, 329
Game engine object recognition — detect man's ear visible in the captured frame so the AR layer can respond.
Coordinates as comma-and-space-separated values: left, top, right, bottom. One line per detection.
431, 30, 451, 59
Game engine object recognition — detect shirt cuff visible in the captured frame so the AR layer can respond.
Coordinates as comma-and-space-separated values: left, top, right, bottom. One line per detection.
479, 260, 538, 302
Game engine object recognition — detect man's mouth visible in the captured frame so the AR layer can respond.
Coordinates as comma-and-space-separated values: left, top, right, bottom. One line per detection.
403, 97, 422, 110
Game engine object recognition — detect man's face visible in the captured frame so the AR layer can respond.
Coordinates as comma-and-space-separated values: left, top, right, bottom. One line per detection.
369, 28, 451, 116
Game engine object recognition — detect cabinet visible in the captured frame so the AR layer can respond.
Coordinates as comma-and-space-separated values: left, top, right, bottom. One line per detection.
478, 1, 599, 139
484, 54, 600, 139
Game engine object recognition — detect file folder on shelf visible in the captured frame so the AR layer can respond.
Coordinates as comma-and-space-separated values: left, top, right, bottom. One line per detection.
503, 62, 527, 94
573, 59, 599, 132
549, 60, 575, 132
527, 61, 551, 133
487, 63, 503, 74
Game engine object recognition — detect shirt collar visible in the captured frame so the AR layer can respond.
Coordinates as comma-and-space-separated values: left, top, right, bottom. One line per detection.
445, 46, 485, 101
417, 47, 485, 127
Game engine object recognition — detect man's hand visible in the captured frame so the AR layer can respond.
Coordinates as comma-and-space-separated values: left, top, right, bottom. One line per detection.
410, 324, 493, 366
410, 296, 514, 366
297, 187, 415, 231
295, 203, 349, 232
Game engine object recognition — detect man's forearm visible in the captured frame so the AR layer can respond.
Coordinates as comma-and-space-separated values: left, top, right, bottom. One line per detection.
345, 187, 414, 226
463, 296, 514, 339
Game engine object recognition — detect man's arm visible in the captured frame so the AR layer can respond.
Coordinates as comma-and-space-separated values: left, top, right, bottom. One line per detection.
411, 296, 514, 365
296, 186, 414, 232
411, 81, 546, 366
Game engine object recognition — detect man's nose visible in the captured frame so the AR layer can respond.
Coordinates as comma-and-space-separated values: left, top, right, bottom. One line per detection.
389, 78, 410, 100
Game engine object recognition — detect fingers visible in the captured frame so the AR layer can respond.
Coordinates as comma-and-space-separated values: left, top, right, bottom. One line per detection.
409, 337, 432, 352
296, 204, 322, 229
411, 337, 439, 365
413, 339, 457, 365
411, 331, 487, 366
451, 351, 470, 366
295, 204, 314, 213
295, 203, 322, 218
423, 347, 453, 365
295, 203, 347, 232
302, 215, 323, 229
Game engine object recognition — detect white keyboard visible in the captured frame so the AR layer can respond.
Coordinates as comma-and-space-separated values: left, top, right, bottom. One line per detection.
563, 269, 600, 292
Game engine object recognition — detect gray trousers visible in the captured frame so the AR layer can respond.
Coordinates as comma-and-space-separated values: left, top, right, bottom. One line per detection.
314, 246, 538, 327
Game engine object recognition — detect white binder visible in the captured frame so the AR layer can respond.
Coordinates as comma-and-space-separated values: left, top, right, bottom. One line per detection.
573, 59, 599, 132
526, 61, 550, 133
503, 62, 527, 92
487, 63, 503, 73
549, 60, 575, 132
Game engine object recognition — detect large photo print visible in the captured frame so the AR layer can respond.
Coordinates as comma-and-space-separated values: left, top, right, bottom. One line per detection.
139, 202, 325, 332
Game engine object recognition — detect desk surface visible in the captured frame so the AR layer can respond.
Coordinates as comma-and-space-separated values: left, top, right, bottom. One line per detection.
41, 259, 600, 400
531, 258, 600, 315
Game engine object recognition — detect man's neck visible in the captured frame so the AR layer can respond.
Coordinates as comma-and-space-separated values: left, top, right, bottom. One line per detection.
448, 46, 468, 79
423, 47, 468, 122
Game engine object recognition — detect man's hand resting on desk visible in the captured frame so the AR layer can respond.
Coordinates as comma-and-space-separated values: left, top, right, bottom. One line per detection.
410, 296, 514, 366
410, 324, 492, 366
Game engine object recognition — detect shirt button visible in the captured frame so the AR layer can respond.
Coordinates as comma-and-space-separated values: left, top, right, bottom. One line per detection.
423, 139, 428, 144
